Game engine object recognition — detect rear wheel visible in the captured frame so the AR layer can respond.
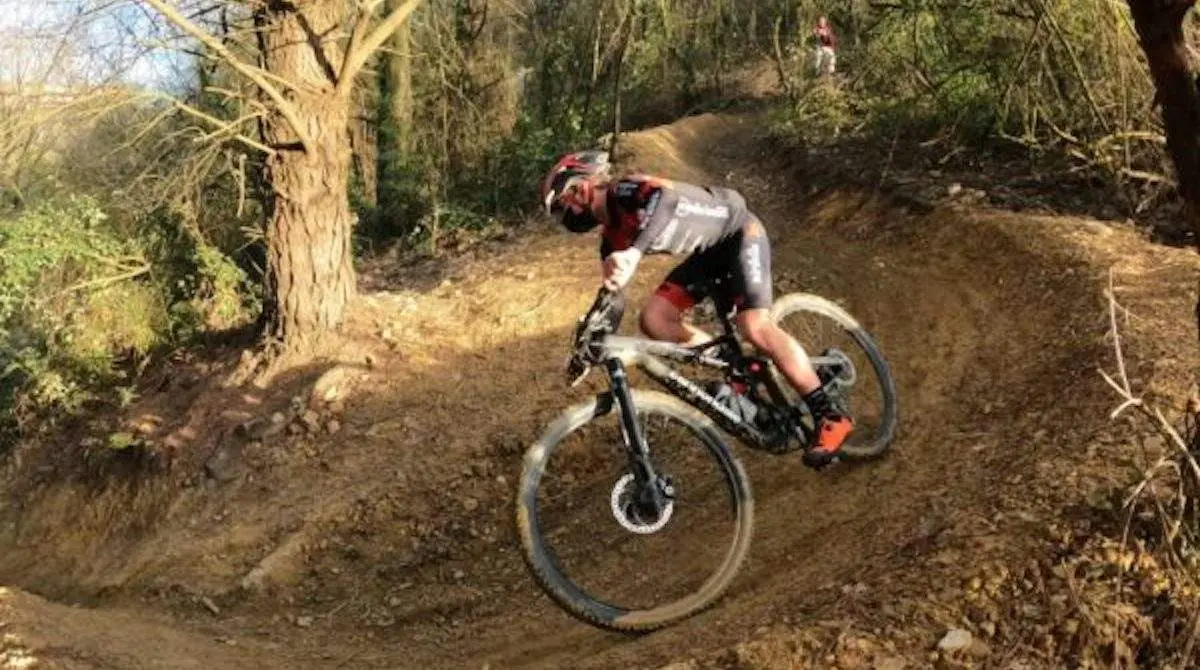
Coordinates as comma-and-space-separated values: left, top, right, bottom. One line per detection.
516, 389, 753, 632
769, 293, 898, 459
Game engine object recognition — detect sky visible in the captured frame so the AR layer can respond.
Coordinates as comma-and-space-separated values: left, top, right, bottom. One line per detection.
0, 0, 192, 91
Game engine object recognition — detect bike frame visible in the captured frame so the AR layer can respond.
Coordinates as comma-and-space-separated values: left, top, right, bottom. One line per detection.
571, 287, 850, 515
601, 337, 776, 448
593, 305, 845, 456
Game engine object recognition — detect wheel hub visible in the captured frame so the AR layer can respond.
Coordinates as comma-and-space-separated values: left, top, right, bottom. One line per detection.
819, 347, 857, 388
610, 473, 675, 535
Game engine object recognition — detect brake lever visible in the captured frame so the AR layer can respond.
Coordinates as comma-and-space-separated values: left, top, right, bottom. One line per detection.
563, 288, 620, 386
566, 354, 591, 387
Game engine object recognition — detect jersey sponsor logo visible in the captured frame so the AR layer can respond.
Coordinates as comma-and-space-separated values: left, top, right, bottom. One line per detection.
744, 243, 764, 285
674, 198, 729, 219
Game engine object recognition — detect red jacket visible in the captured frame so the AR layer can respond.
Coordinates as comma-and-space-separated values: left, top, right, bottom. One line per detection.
813, 23, 837, 49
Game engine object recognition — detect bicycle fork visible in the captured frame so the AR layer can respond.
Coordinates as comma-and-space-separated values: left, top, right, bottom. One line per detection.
605, 359, 673, 515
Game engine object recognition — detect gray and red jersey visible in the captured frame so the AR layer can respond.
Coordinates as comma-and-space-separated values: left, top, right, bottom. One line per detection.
599, 176, 751, 260
599, 175, 775, 311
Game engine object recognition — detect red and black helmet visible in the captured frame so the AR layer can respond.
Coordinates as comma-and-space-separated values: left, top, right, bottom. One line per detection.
541, 150, 612, 232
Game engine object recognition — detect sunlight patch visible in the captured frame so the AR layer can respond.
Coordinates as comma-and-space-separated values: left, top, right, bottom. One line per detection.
1, 634, 36, 669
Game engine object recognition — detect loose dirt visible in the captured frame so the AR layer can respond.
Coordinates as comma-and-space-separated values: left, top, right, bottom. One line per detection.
1, 112, 1197, 669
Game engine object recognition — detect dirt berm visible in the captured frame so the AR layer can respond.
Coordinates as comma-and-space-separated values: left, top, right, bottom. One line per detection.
0, 112, 1197, 669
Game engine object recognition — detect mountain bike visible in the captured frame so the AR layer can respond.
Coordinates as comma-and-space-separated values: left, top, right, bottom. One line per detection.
515, 279, 898, 632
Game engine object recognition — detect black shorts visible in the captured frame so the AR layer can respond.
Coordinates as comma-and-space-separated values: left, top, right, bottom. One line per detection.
653, 217, 773, 312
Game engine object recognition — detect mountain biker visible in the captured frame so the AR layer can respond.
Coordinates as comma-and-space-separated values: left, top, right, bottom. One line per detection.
541, 150, 853, 468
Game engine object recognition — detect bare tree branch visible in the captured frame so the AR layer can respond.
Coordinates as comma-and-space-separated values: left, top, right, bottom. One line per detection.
50, 264, 153, 300
340, 3, 374, 91
169, 98, 276, 155
337, 0, 424, 97
138, 0, 313, 152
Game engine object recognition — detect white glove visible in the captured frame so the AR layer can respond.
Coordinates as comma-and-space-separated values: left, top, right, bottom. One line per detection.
603, 248, 643, 291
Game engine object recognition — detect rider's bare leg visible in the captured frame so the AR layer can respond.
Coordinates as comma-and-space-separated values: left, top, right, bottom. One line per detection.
736, 308, 820, 395
641, 296, 821, 392
740, 306, 852, 466
640, 294, 712, 346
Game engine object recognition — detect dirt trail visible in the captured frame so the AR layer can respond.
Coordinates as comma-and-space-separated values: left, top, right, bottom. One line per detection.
1, 112, 1198, 669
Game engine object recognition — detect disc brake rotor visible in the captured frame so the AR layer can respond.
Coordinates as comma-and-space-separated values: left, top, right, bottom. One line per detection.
610, 473, 674, 535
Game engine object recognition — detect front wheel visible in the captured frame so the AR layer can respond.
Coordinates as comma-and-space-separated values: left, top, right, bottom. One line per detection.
516, 389, 753, 632
769, 293, 898, 460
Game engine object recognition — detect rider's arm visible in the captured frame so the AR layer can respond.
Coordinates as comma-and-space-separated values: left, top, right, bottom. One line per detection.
630, 187, 679, 254
597, 224, 640, 290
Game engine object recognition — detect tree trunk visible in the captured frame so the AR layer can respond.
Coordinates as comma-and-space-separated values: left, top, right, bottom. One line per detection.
609, 0, 637, 161
351, 83, 378, 207
376, 0, 416, 235
1125, 0, 1200, 337
1127, 0, 1200, 239
580, 4, 606, 124
257, 1, 356, 346
389, 6, 415, 153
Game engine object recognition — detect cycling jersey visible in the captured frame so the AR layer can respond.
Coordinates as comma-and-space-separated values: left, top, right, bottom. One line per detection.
599, 176, 774, 311
599, 177, 751, 259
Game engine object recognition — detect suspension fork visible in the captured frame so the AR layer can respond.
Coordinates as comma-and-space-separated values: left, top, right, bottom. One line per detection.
604, 358, 669, 511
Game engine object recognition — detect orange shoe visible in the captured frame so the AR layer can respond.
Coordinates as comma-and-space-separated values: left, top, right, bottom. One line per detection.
803, 415, 854, 469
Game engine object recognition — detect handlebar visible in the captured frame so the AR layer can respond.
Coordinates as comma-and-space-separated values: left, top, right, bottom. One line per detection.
565, 287, 625, 385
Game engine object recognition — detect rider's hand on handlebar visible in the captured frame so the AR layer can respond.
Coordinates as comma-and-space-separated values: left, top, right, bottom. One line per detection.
563, 286, 625, 385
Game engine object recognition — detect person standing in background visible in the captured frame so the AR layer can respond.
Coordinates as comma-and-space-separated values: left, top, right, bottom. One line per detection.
812, 16, 837, 76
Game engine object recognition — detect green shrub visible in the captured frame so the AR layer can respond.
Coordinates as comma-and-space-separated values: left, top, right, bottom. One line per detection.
137, 209, 256, 338
0, 198, 153, 420
474, 112, 582, 214
0, 196, 252, 439
358, 110, 580, 255
770, 78, 857, 147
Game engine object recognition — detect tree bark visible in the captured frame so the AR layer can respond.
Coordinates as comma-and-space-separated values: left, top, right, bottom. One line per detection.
388, 4, 415, 153
609, 0, 638, 161
580, 4, 606, 124
256, 1, 356, 346
351, 83, 378, 207
1127, 0, 1200, 239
